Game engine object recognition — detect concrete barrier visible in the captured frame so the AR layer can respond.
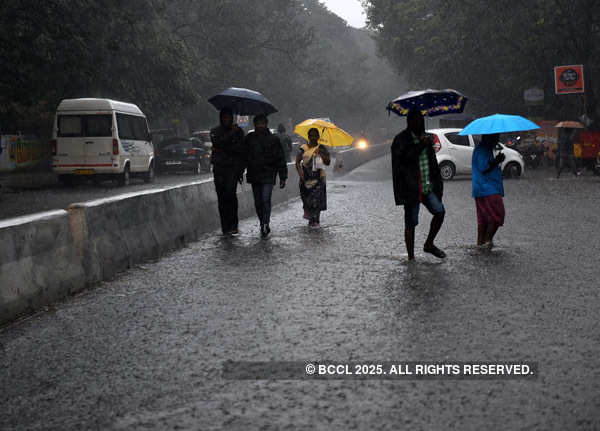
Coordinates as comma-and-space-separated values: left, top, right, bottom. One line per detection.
0, 210, 85, 323
0, 144, 385, 325
334, 143, 390, 174
67, 165, 301, 283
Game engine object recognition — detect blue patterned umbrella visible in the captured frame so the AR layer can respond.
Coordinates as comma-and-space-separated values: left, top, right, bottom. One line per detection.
387, 89, 468, 117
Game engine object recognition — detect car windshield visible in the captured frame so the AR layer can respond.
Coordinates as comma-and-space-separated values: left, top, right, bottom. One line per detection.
162, 140, 192, 151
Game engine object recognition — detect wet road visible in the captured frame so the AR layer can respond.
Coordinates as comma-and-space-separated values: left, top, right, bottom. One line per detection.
1, 157, 599, 430
0, 172, 211, 220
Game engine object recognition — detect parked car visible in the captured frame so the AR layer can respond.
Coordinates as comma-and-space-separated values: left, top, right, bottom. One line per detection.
189, 137, 212, 172
52, 98, 155, 186
247, 128, 277, 135
428, 128, 525, 180
192, 130, 211, 147
151, 128, 176, 148
155, 137, 210, 174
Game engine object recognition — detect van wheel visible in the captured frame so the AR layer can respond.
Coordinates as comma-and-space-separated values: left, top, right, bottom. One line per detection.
118, 164, 130, 187
439, 161, 456, 181
503, 162, 521, 179
143, 162, 155, 183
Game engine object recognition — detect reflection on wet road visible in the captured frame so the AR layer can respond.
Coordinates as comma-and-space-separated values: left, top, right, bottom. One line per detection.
1, 157, 599, 430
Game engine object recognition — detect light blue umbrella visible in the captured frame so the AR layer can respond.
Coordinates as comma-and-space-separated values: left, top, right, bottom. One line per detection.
458, 114, 540, 135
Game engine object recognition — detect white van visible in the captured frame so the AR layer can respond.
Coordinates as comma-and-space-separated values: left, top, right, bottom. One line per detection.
52, 98, 154, 186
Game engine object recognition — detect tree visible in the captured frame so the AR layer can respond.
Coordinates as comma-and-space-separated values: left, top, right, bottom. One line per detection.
0, 0, 405, 140
364, 0, 600, 125
0, 0, 198, 134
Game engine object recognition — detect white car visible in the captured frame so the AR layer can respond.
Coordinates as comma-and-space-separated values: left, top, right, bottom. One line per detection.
428, 128, 525, 180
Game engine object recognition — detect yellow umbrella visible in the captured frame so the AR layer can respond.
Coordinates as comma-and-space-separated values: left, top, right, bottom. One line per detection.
294, 119, 354, 147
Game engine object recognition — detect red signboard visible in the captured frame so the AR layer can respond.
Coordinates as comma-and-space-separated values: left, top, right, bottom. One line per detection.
580, 131, 600, 160
554, 64, 584, 94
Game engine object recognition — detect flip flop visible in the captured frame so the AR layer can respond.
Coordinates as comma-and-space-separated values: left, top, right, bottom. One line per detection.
423, 245, 447, 259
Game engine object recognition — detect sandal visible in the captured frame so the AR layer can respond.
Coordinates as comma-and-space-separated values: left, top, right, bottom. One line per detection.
423, 245, 447, 259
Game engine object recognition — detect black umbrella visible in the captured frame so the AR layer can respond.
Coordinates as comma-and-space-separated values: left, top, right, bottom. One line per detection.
208, 87, 278, 116
387, 89, 468, 117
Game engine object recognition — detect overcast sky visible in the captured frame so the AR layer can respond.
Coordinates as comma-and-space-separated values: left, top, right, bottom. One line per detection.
322, 0, 367, 28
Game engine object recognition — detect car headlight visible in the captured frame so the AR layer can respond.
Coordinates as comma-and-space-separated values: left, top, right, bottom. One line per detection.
356, 139, 369, 149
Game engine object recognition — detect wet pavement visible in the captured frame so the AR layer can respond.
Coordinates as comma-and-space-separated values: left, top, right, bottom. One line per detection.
0, 171, 211, 220
1, 157, 599, 430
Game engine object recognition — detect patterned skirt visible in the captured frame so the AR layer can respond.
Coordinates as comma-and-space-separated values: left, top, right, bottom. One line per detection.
300, 168, 327, 219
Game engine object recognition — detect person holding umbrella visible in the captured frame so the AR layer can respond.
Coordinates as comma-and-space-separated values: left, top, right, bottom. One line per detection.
555, 122, 583, 178
391, 108, 446, 261
208, 87, 279, 236
471, 133, 506, 249
386, 89, 467, 261
293, 118, 353, 227
245, 114, 288, 238
210, 107, 246, 236
460, 113, 540, 249
295, 128, 331, 227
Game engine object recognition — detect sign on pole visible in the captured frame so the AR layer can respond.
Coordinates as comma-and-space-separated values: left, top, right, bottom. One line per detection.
236, 115, 249, 127
554, 65, 584, 94
524, 88, 544, 105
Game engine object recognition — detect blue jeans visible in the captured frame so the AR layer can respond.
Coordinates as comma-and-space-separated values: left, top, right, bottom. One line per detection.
252, 183, 274, 226
404, 192, 445, 229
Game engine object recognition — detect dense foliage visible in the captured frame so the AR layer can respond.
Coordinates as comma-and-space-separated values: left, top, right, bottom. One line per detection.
0, 0, 404, 137
364, 0, 600, 126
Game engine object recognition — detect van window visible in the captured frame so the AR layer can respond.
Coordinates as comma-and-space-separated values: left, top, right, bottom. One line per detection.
58, 115, 112, 137
86, 115, 112, 137
58, 116, 82, 137
117, 114, 148, 140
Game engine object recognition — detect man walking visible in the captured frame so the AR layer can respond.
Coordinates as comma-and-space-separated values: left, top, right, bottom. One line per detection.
556, 127, 580, 178
245, 114, 288, 237
210, 107, 246, 235
391, 108, 446, 261
277, 123, 293, 163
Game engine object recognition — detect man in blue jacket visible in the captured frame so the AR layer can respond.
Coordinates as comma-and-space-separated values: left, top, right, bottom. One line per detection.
472, 133, 506, 249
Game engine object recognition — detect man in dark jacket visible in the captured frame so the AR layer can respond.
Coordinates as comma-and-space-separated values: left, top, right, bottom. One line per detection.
277, 123, 293, 163
210, 107, 246, 235
391, 108, 446, 260
556, 127, 580, 178
245, 114, 288, 237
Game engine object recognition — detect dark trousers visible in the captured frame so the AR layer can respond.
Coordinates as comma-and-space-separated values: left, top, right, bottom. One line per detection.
251, 183, 274, 226
214, 166, 239, 234
557, 152, 578, 177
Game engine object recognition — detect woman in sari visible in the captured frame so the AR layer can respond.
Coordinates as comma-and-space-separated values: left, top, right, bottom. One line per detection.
295, 128, 331, 227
